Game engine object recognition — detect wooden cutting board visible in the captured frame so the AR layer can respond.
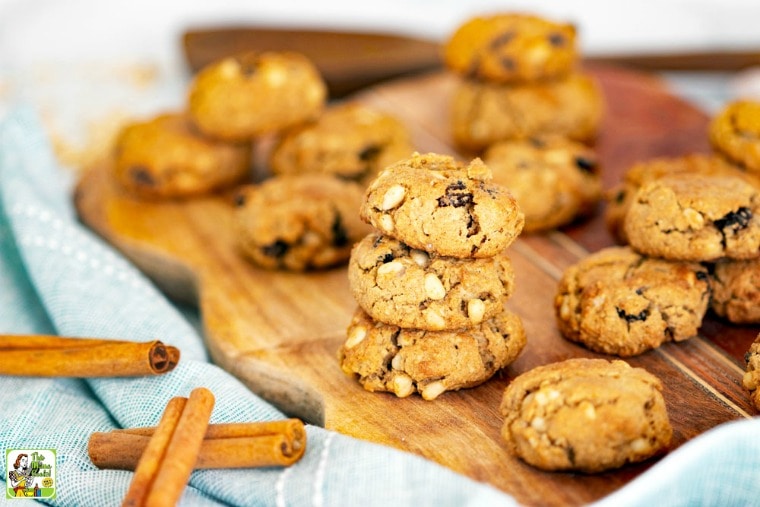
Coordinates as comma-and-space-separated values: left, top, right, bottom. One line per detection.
74, 66, 760, 506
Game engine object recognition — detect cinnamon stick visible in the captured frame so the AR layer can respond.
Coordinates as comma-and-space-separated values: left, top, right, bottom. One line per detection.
143, 387, 215, 507
89, 419, 307, 469
0, 335, 179, 376
122, 397, 187, 507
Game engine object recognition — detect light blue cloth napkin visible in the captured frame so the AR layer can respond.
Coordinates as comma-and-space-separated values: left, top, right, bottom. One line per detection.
0, 105, 759, 507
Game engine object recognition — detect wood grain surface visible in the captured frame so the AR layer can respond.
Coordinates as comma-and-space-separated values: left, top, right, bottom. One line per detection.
74, 66, 759, 506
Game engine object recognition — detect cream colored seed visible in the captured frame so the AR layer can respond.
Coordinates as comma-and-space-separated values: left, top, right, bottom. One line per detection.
379, 214, 395, 233
381, 184, 406, 210
630, 438, 649, 453
391, 354, 405, 370
580, 400, 596, 420
424, 309, 446, 329
421, 380, 447, 400
530, 417, 547, 432
534, 391, 549, 406
467, 299, 486, 324
683, 207, 704, 228
410, 249, 430, 268
424, 273, 446, 300
344, 326, 367, 349
377, 260, 405, 277
393, 374, 414, 398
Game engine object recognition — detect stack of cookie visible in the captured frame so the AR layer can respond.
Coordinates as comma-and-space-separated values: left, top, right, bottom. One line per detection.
338, 152, 527, 400
555, 100, 760, 357
441, 13, 605, 233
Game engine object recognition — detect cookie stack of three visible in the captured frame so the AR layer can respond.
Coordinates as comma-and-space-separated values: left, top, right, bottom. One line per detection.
338, 152, 527, 400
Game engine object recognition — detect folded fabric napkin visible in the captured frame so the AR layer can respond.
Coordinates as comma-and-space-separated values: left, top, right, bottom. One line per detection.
0, 106, 758, 506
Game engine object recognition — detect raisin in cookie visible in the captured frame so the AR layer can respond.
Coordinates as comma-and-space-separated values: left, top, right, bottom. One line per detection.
338, 307, 526, 400
709, 99, 760, 174
112, 112, 252, 199
710, 257, 760, 324
450, 72, 603, 153
234, 174, 371, 270
360, 152, 524, 258
623, 173, 760, 261
605, 154, 757, 244
270, 102, 414, 186
555, 246, 710, 356
742, 333, 760, 410
483, 136, 601, 232
348, 233, 515, 331
188, 51, 326, 141
500, 358, 672, 473
443, 13, 577, 84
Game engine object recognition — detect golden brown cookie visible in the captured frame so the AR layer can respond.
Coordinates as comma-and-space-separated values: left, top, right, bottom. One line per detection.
500, 358, 672, 473
483, 136, 601, 232
269, 102, 414, 186
348, 233, 515, 331
555, 246, 710, 356
742, 333, 760, 410
360, 152, 524, 258
450, 72, 604, 153
605, 154, 757, 244
443, 13, 578, 83
187, 51, 327, 141
709, 99, 760, 174
234, 174, 371, 270
710, 257, 760, 323
623, 173, 760, 261
338, 307, 526, 400
112, 112, 252, 198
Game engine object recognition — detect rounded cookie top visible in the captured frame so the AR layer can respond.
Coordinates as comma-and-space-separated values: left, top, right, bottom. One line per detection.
554, 246, 710, 356
623, 173, 760, 261
710, 257, 760, 324
500, 358, 672, 473
742, 333, 760, 411
187, 51, 327, 141
348, 233, 515, 331
234, 174, 371, 271
709, 100, 760, 174
605, 154, 755, 244
451, 73, 604, 152
270, 102, 414, 186
338, 307, 526, 400
483, 136, 601, 232
112, 112, 252, 199
360, 152, 524, 258
443, 13, 577, 83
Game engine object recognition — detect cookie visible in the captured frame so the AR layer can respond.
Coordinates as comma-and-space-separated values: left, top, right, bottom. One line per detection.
270, 102, 414, 186
710, 257, 760, 324
338, 307, 526, 400
483, 136, 601, 232
500, 358, 672, 473
443, 13, 578, 84
623, 173, 760, 261
188, 51, 327, 141
360, 152, 524, 258
234, 174, 371, 270
450, 72, 603, 153
742, 333, 760, 410
605, 154, 757, 244
554, 246, 710, 356
112, 112, 252, 198
348, 233, 515, 331
709, 99, 760, 174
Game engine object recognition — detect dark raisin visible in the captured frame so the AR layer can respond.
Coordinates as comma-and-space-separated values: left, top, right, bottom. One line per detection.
548, 32, 566, 47
635, 287, 645, 295
235, 55, 259, 77
714, 207, 752, 232
130, 166, 155, 186
529, 137, 545, 148
574, 156, 596, 173
233, 193, 247, 207
262, 240, 289, 258
696, 270, 708, 281
331, 214, 349, 247
381, 253, 394, 263
500, 57, 515, 71
614, 190, 626, 204
746, 351, 753, 364
566, 445, 576, 465
489, 31, 515, 48
616, 307, 649, 323
437, 181, 473, 208
359, 145, 382, 162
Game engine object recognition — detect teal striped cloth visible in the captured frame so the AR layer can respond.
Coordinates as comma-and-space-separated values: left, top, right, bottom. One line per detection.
0, 106, 758, 506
